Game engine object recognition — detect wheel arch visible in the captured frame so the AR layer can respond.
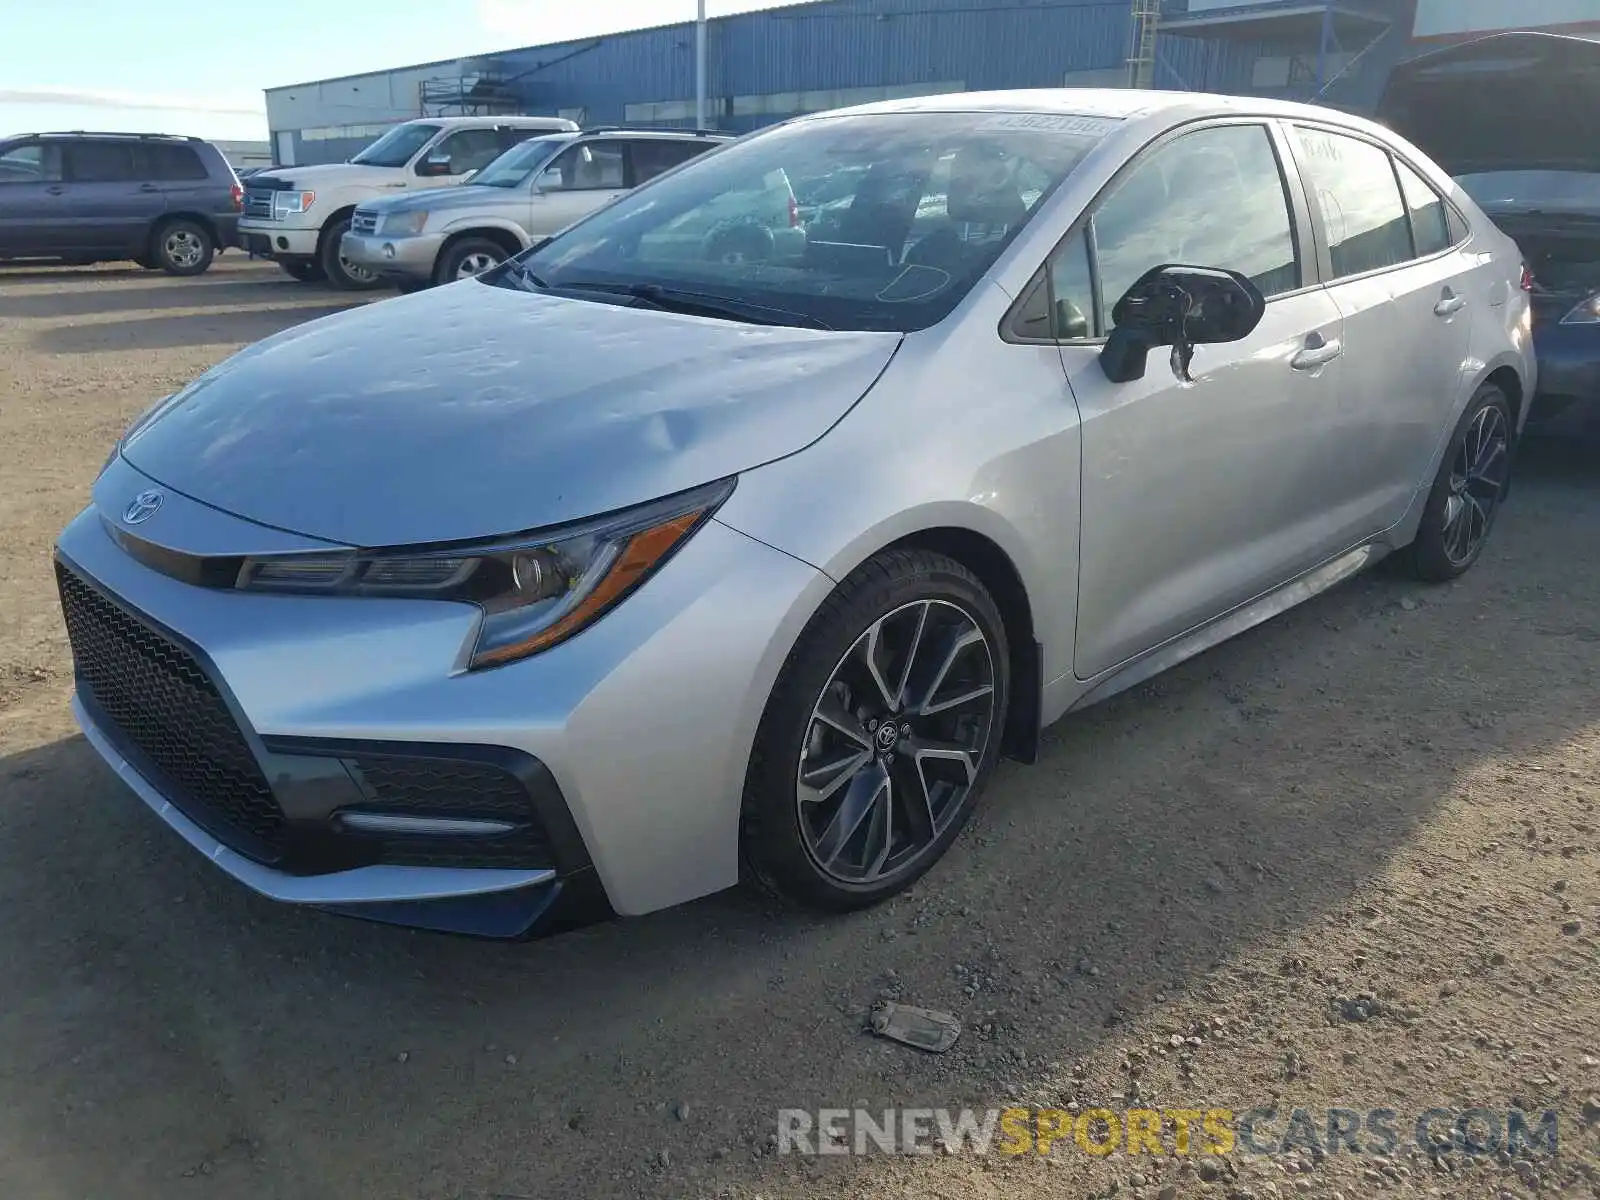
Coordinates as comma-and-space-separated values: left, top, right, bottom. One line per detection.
149, 211, 218, 249
870, 526, 1042, 765
316, 205, 360, 249
439, 225, 526, 260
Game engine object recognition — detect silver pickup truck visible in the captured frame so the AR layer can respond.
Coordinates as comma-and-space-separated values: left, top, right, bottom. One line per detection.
342, 128, 735, 288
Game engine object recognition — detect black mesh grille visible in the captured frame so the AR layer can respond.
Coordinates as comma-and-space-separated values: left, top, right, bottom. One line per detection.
57, 563, 287, 861
346, 755, 555, 870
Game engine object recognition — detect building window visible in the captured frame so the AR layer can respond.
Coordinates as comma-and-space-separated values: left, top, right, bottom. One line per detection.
728, 80, 966, 119
1062, 67, 1128, 88
623, 99, 700, 123
300, 122, 401, 143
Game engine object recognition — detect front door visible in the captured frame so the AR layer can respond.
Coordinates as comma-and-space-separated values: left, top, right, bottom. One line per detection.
1052, 121, 1350, 679
0, 140, 68, 256
528, 140, 628, 236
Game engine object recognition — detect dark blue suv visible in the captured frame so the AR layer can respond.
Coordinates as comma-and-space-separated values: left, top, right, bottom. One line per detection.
0, 131, 242, 276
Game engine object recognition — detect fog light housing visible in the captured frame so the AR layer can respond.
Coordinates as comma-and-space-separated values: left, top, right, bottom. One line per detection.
383, 243, 396, 259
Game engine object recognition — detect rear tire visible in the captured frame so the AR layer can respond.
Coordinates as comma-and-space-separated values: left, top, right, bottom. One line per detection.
318, 216, 383, 291
152, 219, 214, 276
740, 549, 1009, 912
278, 258, 326, 283
433, 237, 508, 285
1399, 382, 1514, 582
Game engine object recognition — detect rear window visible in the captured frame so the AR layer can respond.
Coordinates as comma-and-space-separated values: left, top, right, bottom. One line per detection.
1294, 127, 1412, 279
508, 111, 1111, 332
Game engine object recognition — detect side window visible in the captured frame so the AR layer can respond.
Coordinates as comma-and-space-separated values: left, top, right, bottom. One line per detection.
66, 141, 140, 183
629, 140, 710, 186
0, 141, 61, 183
1395, 159, 1451, 256
1010, 234, 1095, 341
1093, 124, 1300, 331
142, 143, 208, 182
426, 128, 503, 176
495, 127, 542, 156
1293, 127, 1413, 279
542, 142, 626, 191
1446, 205, 1470, 245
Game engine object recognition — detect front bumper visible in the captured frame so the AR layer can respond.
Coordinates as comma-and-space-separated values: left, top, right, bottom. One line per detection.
341, 230, 445, 282
238, 219, 320, 259
56, 461, 830, 931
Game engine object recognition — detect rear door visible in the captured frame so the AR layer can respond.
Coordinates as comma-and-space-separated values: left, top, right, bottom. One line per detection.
627, 138, 715, 188
0, 140, 68, 256
1287, 124, 1475, 528
139, 141, 216, 218
61, 139, 166, 256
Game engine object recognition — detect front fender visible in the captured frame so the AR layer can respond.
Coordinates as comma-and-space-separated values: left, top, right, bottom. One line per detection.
438, 217, 532, 249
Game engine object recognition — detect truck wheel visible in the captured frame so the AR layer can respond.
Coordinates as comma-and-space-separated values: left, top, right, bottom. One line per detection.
434, 237, 508, 285
152, 219, 214, 276
318, 216, 383, 291
278, 259, 326, 283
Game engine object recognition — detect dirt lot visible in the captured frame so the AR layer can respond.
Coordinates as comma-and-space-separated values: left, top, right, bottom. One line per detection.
0, 258, 1596, 1200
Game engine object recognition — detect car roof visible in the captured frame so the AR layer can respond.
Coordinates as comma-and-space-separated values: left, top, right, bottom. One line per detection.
407, 115, 578, 128
802, 87, 1393, 136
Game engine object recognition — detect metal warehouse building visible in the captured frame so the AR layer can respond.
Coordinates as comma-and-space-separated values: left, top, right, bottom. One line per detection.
265, 0, 1600, 167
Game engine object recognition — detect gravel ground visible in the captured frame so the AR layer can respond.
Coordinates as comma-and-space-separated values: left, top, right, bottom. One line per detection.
0, 260, 1596, 1200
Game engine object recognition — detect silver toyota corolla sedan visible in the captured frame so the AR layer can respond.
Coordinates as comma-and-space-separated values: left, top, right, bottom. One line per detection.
57, 90, 1535, 938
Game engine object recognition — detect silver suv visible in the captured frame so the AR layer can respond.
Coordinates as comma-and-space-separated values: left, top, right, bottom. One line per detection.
342, 128, 731, 288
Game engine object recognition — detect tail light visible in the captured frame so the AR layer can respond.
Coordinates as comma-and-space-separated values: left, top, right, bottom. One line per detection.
230, 182, 243, 212
788, 195, 800, 227
1520, 264, 1534, 292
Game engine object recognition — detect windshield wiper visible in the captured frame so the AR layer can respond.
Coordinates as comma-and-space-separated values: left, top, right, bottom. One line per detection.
556, 280, 832, 330
498, 259, 548, 291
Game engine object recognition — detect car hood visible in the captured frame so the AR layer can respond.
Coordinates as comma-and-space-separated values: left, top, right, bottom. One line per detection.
1378, 33, 1600, 177
365, 183, 513, 215
120, 281, 901, 548
247, 162, 391, 188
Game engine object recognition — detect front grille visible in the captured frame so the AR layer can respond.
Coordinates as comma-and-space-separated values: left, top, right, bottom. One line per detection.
57, 563, 287, 861
350, 208, 379, 237
345, 754, 555, 870
238, 187, 273, 222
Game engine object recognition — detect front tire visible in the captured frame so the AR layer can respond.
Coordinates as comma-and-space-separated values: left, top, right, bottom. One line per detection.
1400, 382, 1513, 582
434, 237, 508, 285
741, 549, 1010, 911
278, 258, 326, 283
152, 219, 214, 276
318, 216, 383, 291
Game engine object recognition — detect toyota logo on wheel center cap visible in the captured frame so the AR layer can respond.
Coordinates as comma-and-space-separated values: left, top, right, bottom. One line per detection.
875, 724, 900, 751
122, 489, 163, 525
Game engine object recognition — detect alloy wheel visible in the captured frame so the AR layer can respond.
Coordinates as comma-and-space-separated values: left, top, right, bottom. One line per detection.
455, 250, 502, 279
339, 251, 378, 285
796, 600, 996, 885
165, 229, 205, 270
1442, 403, 1509, 566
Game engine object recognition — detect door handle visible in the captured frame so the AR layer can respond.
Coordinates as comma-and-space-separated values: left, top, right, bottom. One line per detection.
1290, 338, 1343, 371
46, 184, 65, 195
138, 183, 160, 193
1434, 292, 1466, 317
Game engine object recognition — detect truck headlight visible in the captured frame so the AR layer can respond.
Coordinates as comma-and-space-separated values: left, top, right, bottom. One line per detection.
234, 478, 734, 669
381, 210, 430, 237
272, 190, 316, 217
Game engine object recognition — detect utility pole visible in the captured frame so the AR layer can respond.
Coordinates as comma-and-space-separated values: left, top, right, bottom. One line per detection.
695, 0, 708, 129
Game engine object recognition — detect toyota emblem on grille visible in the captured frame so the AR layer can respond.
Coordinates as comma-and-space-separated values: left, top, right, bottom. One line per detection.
122, 489, 163, 525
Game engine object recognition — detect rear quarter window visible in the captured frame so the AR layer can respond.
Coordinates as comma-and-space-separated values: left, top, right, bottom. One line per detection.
142, 143, 210, 182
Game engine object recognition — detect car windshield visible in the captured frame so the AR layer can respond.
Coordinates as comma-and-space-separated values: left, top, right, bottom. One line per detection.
474, 136, 571, 188
351, 123, 442, 168
494, 111, 1110, 332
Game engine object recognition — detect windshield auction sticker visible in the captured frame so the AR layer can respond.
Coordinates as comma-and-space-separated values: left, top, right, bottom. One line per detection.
978, 113, 1123, 137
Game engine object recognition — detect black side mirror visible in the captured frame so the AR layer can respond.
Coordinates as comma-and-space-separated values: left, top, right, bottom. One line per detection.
1100, 264, 1266, 384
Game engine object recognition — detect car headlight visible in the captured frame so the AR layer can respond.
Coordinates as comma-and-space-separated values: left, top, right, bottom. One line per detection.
234, 478, 734, 669
1560, 293, 1600, 325
381, 210, 429, 237
272, 189, 316, 216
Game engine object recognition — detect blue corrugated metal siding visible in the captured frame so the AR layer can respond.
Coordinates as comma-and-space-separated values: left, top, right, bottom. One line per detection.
275, 0, 1414, 164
